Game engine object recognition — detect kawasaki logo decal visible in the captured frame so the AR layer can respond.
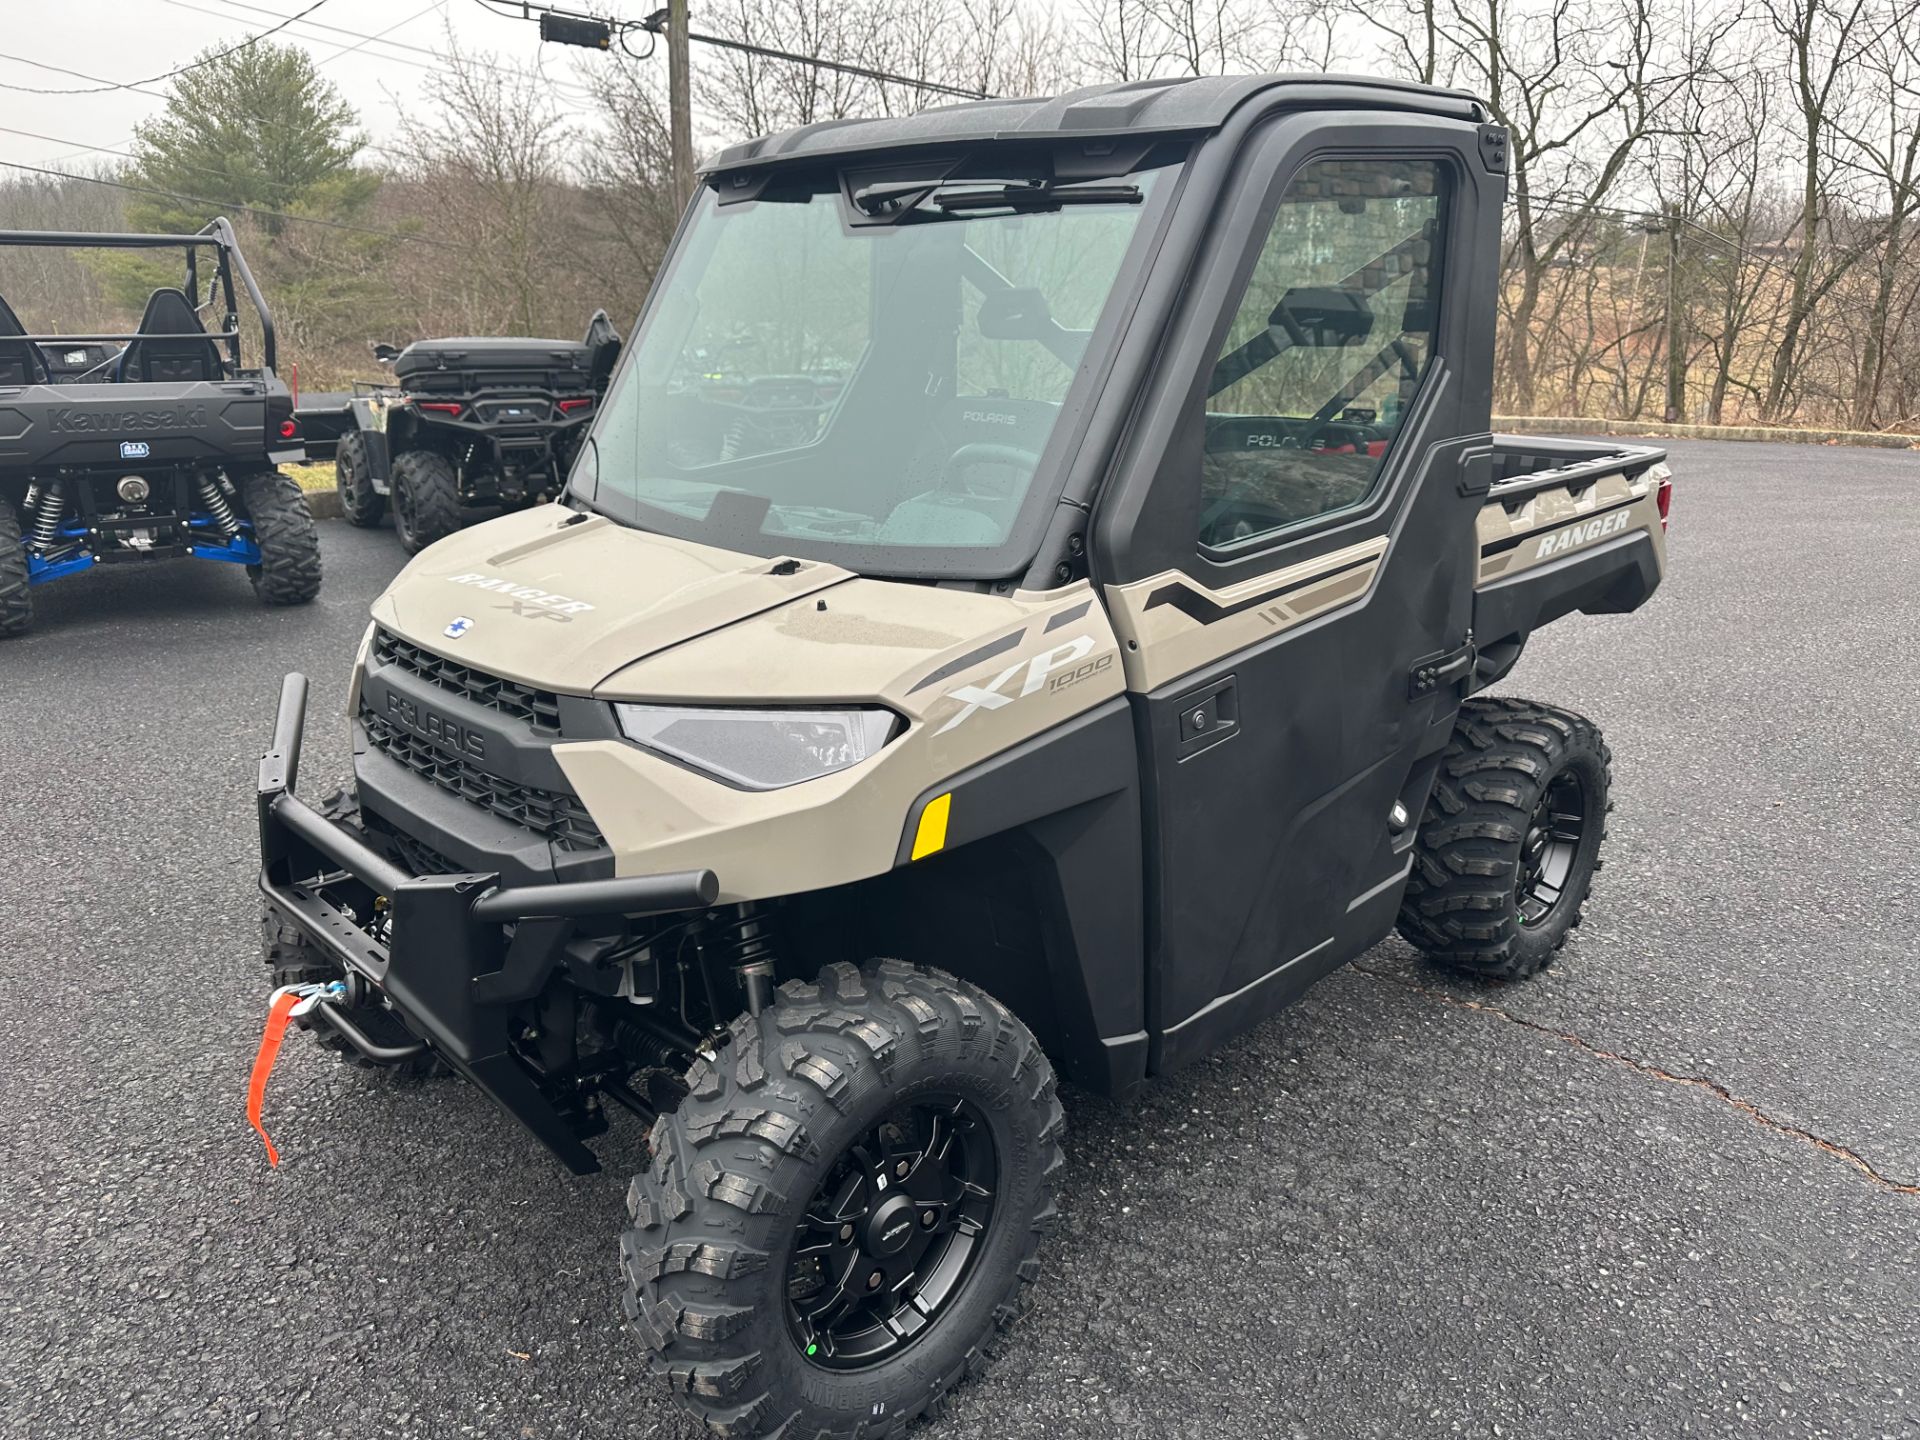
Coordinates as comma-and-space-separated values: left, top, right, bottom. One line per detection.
49, 406, 207, 433
1536, 508, 1632, 559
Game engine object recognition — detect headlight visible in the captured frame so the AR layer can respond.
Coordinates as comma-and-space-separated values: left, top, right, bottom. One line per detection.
613, 704, 900, 791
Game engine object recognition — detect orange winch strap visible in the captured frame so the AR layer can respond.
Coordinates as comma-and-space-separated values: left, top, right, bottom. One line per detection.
247, 990, 307, 1167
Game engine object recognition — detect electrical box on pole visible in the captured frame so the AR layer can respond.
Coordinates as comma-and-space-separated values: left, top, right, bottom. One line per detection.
538, 12, 612, 49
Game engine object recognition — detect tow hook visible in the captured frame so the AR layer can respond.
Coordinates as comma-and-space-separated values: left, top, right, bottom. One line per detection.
247, 981, 348, 1166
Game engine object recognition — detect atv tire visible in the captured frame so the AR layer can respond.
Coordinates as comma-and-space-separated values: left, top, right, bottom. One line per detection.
1398, 697, 1611, 979
335, 431, 385, 528
389, 448, 462, 555
623, 959, 1065, 1439
0, 502, 30, 639
260, 791, 441, 1077
241, 470, 322, 606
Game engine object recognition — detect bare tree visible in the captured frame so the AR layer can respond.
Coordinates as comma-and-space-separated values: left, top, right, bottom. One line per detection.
1836, 7, 1920, 425
1434, 0, 1700, 411
576, 53, 683, 325
388, 33, 579, 337
1758, 0, 1887, 417
1078, 0, 1161, 80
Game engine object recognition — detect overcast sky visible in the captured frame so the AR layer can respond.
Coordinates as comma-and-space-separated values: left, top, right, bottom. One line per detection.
0, 0, 634, 173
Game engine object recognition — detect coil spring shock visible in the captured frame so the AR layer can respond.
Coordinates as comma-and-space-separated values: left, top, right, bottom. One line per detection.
196, 473, 239, 537
27, 480, 65, 549
713, 903, 780, 1015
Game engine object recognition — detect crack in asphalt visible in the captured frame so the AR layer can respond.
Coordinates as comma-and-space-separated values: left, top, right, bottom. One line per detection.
1351, 964, 1920, 1199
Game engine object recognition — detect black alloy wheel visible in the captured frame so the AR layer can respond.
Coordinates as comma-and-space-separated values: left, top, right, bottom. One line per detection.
622, 959, 1065, 1439
785, 1096, 998, 1369
1517, 769, 1588, 927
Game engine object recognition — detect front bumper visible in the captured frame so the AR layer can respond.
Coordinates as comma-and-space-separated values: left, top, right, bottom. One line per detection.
256, 673, 717, 1173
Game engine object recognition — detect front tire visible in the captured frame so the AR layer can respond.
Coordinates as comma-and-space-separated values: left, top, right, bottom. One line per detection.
240, 469, 322, 607
335, 431, 386, 527
1397, 697, 1611, 979
389, 448, 463, 554
623, 960, 1064, 1438
0, 502, 31, 638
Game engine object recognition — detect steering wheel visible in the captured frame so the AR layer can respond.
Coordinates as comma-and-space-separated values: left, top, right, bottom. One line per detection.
939, 442, 1040, 497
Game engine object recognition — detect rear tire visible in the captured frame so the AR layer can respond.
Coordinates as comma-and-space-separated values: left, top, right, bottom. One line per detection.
335, 431, 385, 527
0, 502, 30, 639
1397, 697, 1611, 980
389, 448, 462, 554
622, 959, 1064, 1439
240, 470, 322, 606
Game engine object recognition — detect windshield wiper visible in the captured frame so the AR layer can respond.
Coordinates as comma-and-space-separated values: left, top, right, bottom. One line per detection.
932, 180, 1142, 211
851, 177, 1141, 220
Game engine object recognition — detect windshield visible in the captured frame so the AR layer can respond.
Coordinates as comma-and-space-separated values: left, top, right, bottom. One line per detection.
575, 159, 1172, 577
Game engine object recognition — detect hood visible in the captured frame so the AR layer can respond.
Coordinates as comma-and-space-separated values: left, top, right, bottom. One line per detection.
595, 574, 1068, 709
372, 505, 851, 689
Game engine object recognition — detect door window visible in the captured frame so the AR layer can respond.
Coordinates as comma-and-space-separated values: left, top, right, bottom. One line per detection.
1199, 158, 1447, 549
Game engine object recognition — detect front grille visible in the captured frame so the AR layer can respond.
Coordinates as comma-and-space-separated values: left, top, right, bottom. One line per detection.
361, 707, 606, 852
374, 628, 563, 736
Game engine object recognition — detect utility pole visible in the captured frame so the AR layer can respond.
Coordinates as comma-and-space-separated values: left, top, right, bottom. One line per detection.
539, 1, 987, 199
668, 0, 695, 211
1663, 201, 1684, 425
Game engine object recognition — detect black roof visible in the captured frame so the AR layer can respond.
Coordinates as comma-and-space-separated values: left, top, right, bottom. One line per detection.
707, 73, 1486, 174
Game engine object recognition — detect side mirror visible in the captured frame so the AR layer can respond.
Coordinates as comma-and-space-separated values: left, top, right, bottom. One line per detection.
1268, 287, 1374, 344
583, 309, 623, 391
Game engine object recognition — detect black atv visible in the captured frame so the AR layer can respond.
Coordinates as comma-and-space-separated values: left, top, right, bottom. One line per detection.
292, 314, 621, 554
0, 220, 320, 638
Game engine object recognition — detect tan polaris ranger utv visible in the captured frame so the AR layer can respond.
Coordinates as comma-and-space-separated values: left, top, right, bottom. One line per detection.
254, 74, 1671, 1437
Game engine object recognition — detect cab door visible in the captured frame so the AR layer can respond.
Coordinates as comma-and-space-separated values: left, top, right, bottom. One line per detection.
1091, 115, 1505, 1072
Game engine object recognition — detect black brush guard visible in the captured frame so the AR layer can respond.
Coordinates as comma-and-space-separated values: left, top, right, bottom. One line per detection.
256, 673, 718, 1173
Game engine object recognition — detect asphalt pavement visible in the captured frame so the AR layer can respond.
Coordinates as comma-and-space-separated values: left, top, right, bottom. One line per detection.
1, 438, 1915, 1439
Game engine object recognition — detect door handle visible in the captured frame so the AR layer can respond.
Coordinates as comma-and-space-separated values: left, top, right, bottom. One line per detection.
1176, 676, 1239, 757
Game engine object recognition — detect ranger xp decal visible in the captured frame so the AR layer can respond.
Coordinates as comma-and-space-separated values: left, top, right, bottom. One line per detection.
1536, 508, 1632, 558
935, 635, 1101, 734
445, 573, 596, 615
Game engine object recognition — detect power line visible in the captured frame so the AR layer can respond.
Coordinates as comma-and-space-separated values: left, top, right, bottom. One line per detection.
176, 0, 601, 102
470, 0, 992, 102
0, 124, 345, 204
0, 52, 171, 100
0, 156, 463, 251
664, 22, 993, 103
0, 0, 335, 95
1526, 193, 1801, 282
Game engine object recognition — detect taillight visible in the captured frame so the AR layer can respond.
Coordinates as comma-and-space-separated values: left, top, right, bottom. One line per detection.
1656, 476, 1673, 531
278, 419, 298, 440
557, 397, 593, 414
415, 401, 463, 416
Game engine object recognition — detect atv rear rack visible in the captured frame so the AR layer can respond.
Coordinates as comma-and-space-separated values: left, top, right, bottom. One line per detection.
256, 673, 718, 1172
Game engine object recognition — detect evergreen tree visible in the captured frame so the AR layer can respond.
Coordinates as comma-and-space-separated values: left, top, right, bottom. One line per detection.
126, 41, 376, 233
98, 41, 394, 380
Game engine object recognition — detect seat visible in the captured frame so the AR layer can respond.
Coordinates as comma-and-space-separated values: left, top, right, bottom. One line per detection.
117, 288, 222, 383
0, 291, 48, 386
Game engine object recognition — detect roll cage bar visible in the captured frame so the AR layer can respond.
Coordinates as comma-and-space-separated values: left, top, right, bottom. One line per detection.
0, 217, 277, 373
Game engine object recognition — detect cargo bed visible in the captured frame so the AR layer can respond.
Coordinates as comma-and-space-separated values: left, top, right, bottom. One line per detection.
1471, 434, 1671, 688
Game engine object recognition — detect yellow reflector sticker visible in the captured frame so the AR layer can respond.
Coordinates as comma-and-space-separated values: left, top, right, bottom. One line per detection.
911, 792, 952, 861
